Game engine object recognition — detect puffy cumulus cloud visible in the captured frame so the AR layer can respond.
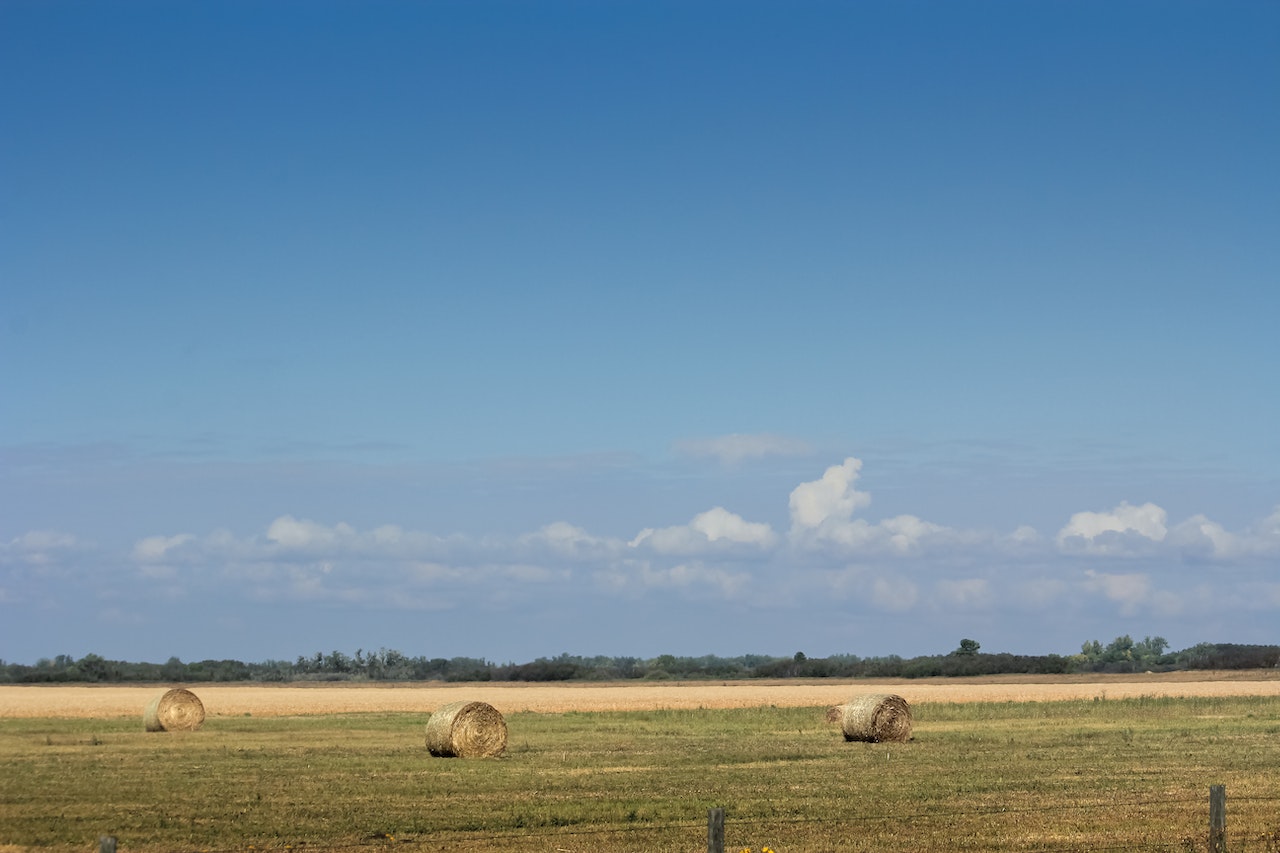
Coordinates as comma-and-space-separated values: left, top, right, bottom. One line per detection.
260, 516, 458, 561
786, 459, 1037, 558
880, 515, 953, 552
796, 513, 965, 555
1007, 526, 1042, 546
1054, 502, 1280, 562
630, 507, 777, 554
692, 507, 776, 545
27, 457, 1280, 638
789, 457, 872, 533
519, 522, 622, 558
673, 432, 810, 466
1056, 502, 1168, 554
133, 534, 195, 563
1169, 515, 1240, 559
1171, 506, 1280, 560
267, 515, 356, 550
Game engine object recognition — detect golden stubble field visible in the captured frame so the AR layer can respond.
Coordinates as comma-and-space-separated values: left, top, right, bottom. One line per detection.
3, 670, 1279, 718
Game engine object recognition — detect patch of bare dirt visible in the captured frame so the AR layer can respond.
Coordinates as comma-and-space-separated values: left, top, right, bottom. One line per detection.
1, 671, 1278, 718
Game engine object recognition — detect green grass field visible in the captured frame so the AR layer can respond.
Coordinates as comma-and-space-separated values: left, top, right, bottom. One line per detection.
2, 696, 1278, 852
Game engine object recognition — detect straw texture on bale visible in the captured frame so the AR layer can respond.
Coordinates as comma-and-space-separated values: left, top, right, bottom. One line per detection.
839, 693, 913, 743
143, 688, 206, 732
425, 700, 507, 758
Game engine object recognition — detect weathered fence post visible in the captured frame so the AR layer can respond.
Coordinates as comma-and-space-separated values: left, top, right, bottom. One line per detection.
707, 806, 725, 853
1209, 785, 1226, 853
99, 836, 117, 853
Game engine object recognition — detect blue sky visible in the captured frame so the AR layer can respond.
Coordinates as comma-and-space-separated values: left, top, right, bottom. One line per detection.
2, 1, 1277, 666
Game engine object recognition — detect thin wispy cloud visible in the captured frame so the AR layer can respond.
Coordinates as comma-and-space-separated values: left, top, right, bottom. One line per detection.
673, 433, 812, 466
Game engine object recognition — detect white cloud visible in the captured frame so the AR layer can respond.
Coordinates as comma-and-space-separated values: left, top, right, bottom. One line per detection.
1057, 501, 1168, 554
630, 507, 777, 554
597, 559, 750, 598
133, 534, 194, 562
49, 458, 1279, 635
1, 530, 82, 566
880, 515, 952, 553
693, 507, 776, 545
673, 432, 810, 465
793, 510, 965, 555
789, 457, 872, 533
1169, 514, 1239, 559
267, 515, 356, 550
521, 522, 621, 557
1008, 525, 1041, 545
1256, 506, 1280, 539
1177, 505, 1280, 559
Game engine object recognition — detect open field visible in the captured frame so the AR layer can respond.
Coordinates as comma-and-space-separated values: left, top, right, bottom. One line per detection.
3, 675, 1279, 852
4, 670, 1280, 717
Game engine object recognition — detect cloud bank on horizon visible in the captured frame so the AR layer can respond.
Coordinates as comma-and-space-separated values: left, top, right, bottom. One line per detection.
4, 447, 1277, 664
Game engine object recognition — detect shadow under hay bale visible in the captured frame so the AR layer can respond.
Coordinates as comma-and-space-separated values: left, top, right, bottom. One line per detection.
425, 700, 507, 758
143, 688, 205, 732
839, 693, 912, 743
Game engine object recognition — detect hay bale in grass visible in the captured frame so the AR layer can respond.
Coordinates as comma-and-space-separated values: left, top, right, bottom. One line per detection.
425, 700, 507, 758
143, 688, 205, 732
839, 693, 912, 743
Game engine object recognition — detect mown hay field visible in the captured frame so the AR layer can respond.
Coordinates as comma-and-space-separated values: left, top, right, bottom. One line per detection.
3, 670, 1280, 718
3, 674, 1279, 853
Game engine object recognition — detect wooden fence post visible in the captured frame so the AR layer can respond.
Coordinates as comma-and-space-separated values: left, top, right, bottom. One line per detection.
99, 837, 117, 853
1209, 785, 1226, 853
707, 806, 725, 853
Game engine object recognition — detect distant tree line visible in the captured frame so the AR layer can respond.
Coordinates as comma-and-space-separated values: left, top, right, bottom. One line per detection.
2, 638, 1277, 684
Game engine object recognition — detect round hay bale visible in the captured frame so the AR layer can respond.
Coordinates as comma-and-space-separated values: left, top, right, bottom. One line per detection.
840, 693, 912, 743
143, 688, 205, 732
425, 700, 507, 758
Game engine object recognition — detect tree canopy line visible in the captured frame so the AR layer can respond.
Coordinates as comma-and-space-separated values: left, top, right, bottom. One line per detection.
3, 637, 1278, 684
